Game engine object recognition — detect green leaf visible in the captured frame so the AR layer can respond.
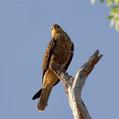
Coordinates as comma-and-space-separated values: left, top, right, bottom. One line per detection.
100, 0, 104, 3
114, 0, 119, 5
113, 17, 119, 22
115, 23, 119, 31
112, 6, 119, 13
106, 0, 113, 6
108, 15, 114, 19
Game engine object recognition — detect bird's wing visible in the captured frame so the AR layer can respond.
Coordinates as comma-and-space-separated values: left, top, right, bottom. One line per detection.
64, 42, 74, 71
42, 38, 56, 79
53, 41, 74, 86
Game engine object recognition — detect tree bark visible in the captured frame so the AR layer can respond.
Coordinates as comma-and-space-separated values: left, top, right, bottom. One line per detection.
49, 50, 102, 119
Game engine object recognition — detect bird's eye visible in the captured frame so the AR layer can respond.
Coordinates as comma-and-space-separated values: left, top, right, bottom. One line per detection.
51, 28, 53, 30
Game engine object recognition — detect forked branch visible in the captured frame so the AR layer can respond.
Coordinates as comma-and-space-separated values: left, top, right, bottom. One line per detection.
50, 50, 102, 119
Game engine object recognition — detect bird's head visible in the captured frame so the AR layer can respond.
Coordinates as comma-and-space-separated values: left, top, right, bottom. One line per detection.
51, 24, 64, 37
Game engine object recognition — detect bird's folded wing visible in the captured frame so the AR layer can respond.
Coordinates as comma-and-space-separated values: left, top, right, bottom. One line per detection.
42, 38, 56, 80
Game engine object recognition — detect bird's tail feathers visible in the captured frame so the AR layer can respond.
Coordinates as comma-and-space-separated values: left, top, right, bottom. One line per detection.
32, 88, 42, 100
37, 88, 52, 111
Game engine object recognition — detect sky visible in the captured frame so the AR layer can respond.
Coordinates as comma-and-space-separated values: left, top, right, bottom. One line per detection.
0, 0, 119, 119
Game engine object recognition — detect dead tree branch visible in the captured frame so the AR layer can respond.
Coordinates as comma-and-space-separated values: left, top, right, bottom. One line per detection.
49, 50, 102, 119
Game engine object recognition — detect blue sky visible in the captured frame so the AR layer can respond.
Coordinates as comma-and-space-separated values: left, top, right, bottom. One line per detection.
0, 0, 119, 119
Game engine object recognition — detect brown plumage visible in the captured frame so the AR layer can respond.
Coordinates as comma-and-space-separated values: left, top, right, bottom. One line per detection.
32, 24, 74, 111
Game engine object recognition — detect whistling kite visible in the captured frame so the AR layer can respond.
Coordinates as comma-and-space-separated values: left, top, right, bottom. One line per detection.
32, 24, 74, 111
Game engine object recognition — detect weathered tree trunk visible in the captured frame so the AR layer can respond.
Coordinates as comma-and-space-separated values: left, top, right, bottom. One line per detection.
49, 50, 102, 119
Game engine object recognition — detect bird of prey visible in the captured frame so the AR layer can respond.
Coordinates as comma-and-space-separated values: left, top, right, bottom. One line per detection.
32, 24, 74, 111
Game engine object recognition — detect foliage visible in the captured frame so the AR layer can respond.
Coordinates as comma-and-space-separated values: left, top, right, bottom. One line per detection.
91, 0, 119, 31
106, 0, 119, 31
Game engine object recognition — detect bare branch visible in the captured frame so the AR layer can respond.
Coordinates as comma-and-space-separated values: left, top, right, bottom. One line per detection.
50, 50, 102, 119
